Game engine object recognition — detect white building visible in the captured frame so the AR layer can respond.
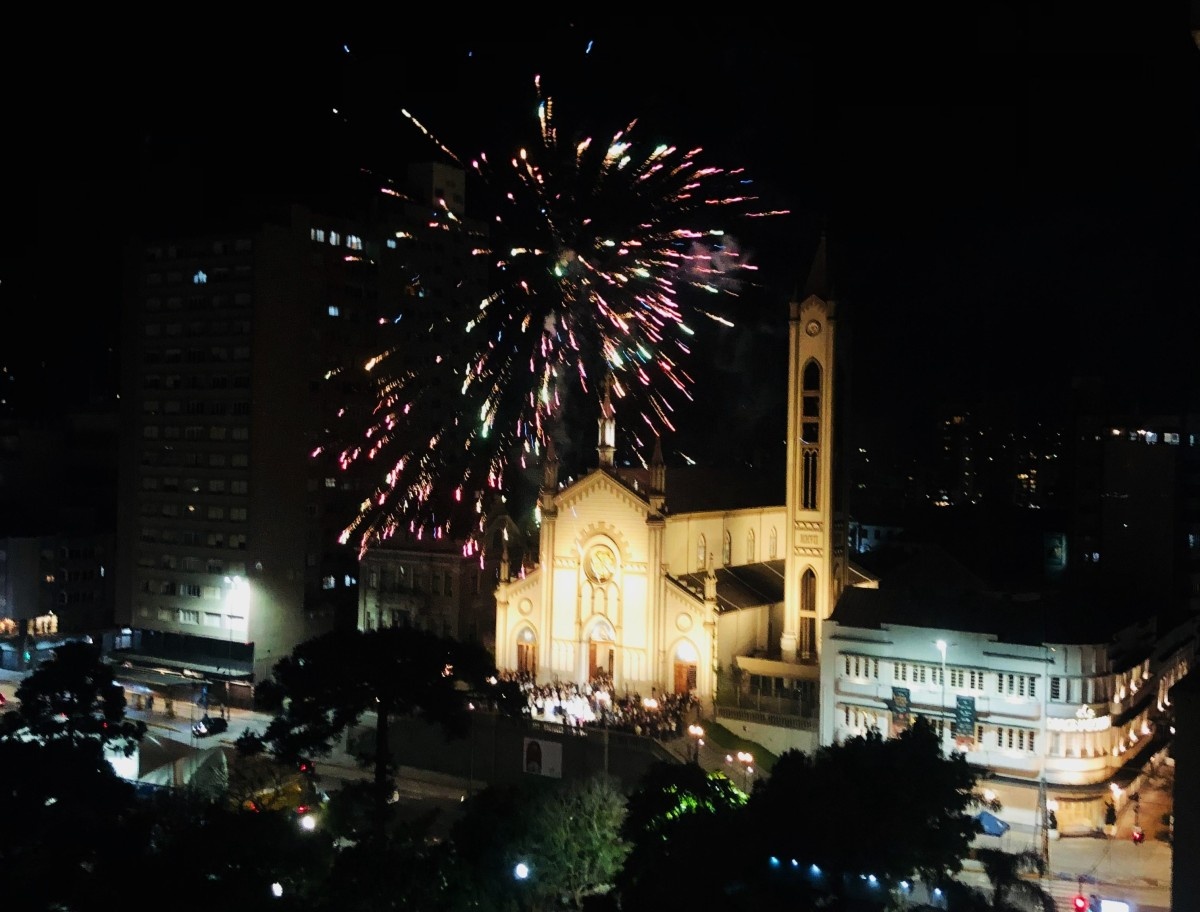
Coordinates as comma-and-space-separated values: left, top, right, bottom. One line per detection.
820, 547, 1196, 833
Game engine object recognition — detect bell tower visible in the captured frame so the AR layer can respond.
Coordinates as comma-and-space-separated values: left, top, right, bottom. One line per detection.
782, 235, 837, 663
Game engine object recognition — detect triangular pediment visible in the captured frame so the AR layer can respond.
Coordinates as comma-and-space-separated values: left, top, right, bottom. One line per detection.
556, 467, 652, 518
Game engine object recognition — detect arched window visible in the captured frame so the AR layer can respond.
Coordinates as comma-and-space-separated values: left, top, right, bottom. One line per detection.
722, 531, 732, 566
696, 534, 707, 571
801, 361, 821, 445
801, 568, 816, 613
769, 527, 778, 560
800, 568, 817, 660
802, 451, 819, 509
747, 529, 756, 562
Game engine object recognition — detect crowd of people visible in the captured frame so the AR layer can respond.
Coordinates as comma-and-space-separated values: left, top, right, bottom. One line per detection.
497, 669, 699, 741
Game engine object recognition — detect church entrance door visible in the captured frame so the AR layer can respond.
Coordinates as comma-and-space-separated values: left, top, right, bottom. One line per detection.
516, 626, 537, 677
589, 642, 615, 680
588, 618, 616, 681
673, 662, 697, 695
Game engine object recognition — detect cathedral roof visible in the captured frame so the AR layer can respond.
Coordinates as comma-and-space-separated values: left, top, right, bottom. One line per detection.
675, 559, 786, 612
615, 465, 783, 514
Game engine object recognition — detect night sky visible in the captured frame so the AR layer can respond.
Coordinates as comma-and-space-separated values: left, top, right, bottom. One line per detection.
9, 14, 1198, 467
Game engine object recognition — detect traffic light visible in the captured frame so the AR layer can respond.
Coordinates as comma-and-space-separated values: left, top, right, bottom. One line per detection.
1072, 894, 1088, 912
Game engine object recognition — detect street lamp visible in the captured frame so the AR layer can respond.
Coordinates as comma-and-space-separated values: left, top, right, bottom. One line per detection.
730, 750, 754, 791
688, 724, 705, 764
935, 639, 948, 750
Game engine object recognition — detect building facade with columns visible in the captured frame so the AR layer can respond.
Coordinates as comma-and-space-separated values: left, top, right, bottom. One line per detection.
494, 246, 849, 725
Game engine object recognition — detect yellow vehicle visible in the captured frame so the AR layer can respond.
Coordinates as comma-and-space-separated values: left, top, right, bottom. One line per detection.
227, 754, 328, 825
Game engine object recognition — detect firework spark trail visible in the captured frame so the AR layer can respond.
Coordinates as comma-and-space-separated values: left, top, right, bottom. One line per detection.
329, 78, 788, 558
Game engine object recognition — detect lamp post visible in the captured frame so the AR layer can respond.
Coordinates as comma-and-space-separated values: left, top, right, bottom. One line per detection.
729, 750, 754, 791
935, 639, 948, 750
688, 724, 705, 764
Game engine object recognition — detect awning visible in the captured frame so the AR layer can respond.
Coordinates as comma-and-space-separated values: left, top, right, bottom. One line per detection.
975, 810, 1011, 837
109, 652, 253, 681
109, 666, 204, 693
734, 656, 820, 682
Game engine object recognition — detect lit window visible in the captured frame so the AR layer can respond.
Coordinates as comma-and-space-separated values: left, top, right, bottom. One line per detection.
386, 239, 397, 249
346, 235, 363, 250
329, 231, 340, 246
322, 576, 336, 590
311, 228, 325, 243
328, 305, 340, 317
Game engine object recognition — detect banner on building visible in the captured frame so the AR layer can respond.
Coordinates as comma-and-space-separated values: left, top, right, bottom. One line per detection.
889, 687, 911, 733
522, 737, 563, 778
954, 695, 977, 738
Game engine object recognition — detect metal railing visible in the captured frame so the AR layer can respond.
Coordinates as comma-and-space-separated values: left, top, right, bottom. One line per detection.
714, 685, 817, 717
715, 704, 817, 732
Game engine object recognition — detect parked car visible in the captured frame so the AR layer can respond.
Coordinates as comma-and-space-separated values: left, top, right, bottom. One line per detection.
192, 715, 229, 738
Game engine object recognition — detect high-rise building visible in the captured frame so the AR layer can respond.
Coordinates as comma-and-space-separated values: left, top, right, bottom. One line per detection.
114, 166, 488, 691
1065, 386, 1200, 617
0, 401, 119, 660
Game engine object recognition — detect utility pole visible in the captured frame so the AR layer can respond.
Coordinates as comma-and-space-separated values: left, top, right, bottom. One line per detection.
1038, 641, 1051, 874
1037, 775, 1050, 871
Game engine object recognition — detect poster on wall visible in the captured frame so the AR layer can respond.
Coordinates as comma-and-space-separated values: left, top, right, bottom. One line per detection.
522, 737, 563, 778
954, 695, 977, 744
889, 687, 911, 736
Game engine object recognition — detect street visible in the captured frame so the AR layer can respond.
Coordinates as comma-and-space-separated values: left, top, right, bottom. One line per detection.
1, 670, 1175, 905
0, 669, 475, 809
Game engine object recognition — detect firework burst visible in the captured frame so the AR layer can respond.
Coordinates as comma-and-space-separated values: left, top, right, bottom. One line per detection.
327, 78, 788, 558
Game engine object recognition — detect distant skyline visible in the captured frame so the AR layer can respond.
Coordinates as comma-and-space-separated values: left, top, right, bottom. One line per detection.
10, 16, 1197, 461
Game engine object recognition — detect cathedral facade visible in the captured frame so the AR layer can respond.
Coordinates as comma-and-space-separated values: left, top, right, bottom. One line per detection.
495, 246, 846, 712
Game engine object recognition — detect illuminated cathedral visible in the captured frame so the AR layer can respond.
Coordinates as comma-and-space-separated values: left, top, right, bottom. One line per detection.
494, 241, 856, 733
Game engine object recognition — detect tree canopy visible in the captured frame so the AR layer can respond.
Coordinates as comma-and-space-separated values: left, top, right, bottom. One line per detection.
242, 626, 507, 836
747, 717, 981, 902
0, 642, 146, 908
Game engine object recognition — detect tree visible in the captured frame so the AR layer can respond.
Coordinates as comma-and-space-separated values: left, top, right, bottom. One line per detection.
243, 626, 501, 838
617, 760, 752, 911
314, 808, 463, 912
447, 776, 630, 912
0, 640, 145, 753
125, 787, 335, 910
973, 848, 1055, 912
448, 781, 541, 912
0, 641, 146, 909
748, 717, 980, 903
523, 776, 631, 911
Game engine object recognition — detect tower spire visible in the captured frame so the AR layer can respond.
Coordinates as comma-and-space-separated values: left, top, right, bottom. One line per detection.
649, 434, 666, 512
597, 373, 617, 468
799, 230, 832, 304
